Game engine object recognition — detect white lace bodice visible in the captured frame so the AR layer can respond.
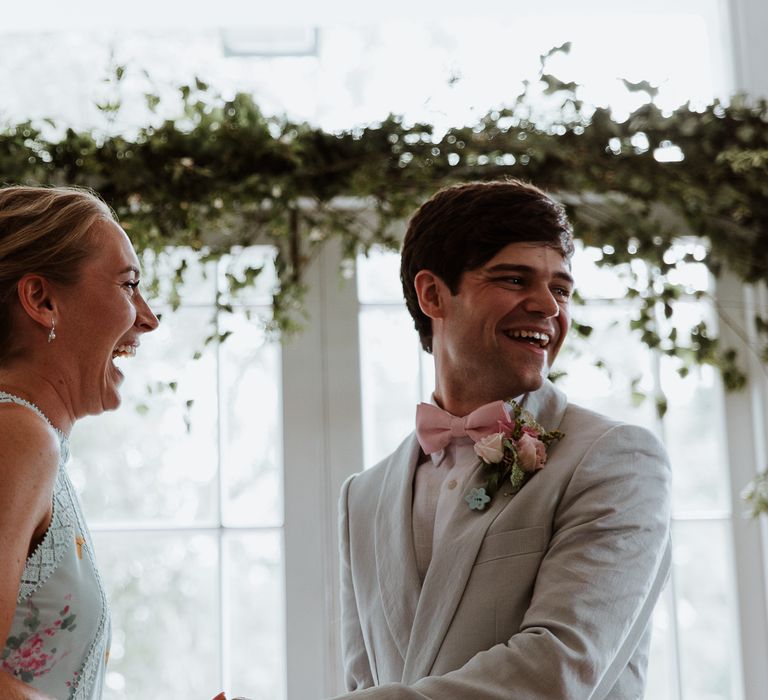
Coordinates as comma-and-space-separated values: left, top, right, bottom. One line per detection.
0, 391, 111, 700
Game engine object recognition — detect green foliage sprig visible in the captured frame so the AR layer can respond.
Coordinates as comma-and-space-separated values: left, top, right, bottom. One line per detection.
2, 47, 767, 384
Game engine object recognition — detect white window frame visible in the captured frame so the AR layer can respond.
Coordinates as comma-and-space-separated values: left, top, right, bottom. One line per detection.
713, 1, 768, 697
281, 238, 363, 697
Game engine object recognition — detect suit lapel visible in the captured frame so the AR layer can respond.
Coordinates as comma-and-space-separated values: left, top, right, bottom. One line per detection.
521, 377, 569, 434
374, 433, 423, 662
402, 461, 512, 682
401, 380, 569, 682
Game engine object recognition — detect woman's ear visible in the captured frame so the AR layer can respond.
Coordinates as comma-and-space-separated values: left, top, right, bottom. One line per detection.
16, 274, 56, 329
414, 270, 449, 320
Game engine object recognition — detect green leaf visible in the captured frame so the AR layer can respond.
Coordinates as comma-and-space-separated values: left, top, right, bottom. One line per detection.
540, 74, 578, 96
540, 42, 572, 66
145, 93, 161, 112
621, 79, 659, 97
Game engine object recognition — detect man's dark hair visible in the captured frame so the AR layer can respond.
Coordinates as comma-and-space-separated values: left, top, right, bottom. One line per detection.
400, 179, 574, 353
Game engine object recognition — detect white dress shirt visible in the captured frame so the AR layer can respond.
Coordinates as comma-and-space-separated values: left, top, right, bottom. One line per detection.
412, 437, 479, 582
412, 395, 523, 582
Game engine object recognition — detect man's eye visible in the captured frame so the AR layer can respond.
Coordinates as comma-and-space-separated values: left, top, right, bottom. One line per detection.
124, 281, 139, 290
553, 287, 572, 298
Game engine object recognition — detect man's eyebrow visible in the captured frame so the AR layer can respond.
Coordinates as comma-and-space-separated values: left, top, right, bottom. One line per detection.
483, 263, 574, 285
119, 265, 141, 276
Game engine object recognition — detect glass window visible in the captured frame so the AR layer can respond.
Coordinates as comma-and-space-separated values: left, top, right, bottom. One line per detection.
69, 247, 285, 699
1, 4, 747, 697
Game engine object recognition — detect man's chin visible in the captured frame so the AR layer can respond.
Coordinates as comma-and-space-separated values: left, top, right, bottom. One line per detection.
511, 367, 550, 397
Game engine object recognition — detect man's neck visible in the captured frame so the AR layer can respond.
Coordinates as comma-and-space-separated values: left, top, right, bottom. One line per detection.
432, 385, 522, 417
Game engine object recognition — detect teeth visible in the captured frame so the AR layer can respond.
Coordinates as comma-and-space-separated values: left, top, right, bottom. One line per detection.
506, 330, 551, 347
112, 345, 137, 358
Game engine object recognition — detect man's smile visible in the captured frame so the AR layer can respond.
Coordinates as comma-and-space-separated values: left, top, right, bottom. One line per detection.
502, 328, 552, 348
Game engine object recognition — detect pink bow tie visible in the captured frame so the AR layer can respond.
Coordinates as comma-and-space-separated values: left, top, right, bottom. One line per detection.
415, 400, 511, 454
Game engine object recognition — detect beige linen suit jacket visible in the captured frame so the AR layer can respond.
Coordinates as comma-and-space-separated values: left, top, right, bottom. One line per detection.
335, 380, 671, 699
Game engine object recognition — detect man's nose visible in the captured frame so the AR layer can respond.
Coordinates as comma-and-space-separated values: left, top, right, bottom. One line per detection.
524, 285, 560, 317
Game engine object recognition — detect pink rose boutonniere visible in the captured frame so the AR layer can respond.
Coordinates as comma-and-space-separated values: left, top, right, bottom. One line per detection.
464, 401, 564, 511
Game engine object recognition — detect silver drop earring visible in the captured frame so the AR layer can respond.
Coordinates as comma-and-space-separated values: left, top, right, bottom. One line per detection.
48, 318, 56, 343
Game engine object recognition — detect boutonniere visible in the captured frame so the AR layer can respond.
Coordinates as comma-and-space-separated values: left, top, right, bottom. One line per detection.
464, 401, 563, 511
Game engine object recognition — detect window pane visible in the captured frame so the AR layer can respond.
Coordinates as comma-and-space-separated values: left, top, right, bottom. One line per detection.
570, 242, 632, 300
141, 247, 218, 307
218, 246, 280, 307
70, 307, 219, 525
673, 519, 740, 700
645, 588, 675, 700
556, 302, 658, 430
359, 306, 421, 468
94, 531, 220, 699
357, 249, 403, 304
225, 532, 285, 700
220, 309, 283, 527
662, 358, 731, 514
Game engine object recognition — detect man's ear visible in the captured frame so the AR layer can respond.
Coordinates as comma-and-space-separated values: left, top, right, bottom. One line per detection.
414, 270, 450, 320
16, 274, 56, 329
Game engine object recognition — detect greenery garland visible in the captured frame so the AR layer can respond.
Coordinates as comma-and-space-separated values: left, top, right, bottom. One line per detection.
3, 47, 768, 510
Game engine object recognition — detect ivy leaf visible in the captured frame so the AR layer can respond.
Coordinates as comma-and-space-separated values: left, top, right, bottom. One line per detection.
571, 321, 593, 337
621, 79, 659, 98
145, 93, 161, 112
541, 74, 579, 96
95, 100, 121, 114
539, 42, 572, 67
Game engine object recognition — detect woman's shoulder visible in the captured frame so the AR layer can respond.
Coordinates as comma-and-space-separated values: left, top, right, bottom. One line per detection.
0, 401, 61, 484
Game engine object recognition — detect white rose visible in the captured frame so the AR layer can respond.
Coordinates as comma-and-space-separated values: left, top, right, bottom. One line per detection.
474, 432, 505, 463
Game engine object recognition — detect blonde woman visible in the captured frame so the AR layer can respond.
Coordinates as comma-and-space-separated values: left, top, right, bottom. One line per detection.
0, 186, 158, 699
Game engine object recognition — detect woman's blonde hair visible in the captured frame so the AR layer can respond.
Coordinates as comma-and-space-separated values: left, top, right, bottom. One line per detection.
0, 185, 116, 362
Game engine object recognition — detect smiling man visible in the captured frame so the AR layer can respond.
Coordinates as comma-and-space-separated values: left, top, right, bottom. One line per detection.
334, 180, 672, 699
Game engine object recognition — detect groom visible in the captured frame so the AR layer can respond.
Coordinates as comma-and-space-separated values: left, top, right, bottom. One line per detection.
334, 180, 671, 699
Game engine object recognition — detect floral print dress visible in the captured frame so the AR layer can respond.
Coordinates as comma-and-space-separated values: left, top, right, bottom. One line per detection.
1, 392, 111, 699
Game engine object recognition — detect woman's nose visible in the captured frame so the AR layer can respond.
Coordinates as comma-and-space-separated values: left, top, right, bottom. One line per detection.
136, 294, 160, 332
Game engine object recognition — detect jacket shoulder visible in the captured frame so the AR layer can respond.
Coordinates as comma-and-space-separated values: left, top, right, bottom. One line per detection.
561, 402, 664, 449
341, 431, 418, 507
